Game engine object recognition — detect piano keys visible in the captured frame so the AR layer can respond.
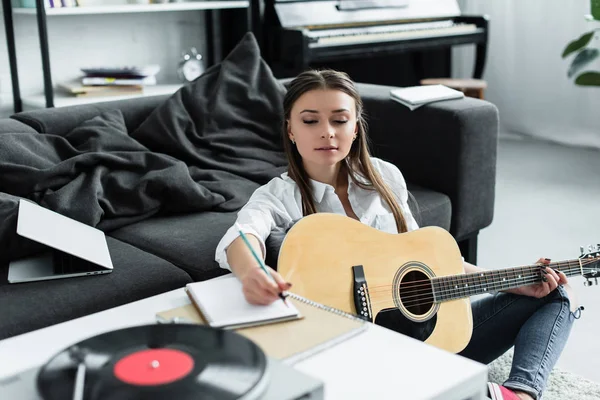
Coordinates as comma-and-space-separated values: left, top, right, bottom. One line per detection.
263, 0, 489, 82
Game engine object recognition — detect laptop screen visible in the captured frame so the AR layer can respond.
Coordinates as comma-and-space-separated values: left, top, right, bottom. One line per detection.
15, 200, 113, 269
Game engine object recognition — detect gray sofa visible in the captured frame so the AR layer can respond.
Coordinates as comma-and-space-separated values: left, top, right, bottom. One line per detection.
0, 35, 499, 341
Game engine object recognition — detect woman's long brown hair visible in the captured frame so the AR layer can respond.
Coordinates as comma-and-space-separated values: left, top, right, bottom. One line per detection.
282, 69, 408, 233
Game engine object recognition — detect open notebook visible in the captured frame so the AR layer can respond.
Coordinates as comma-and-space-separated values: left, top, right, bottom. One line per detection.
185, 276, 301, 329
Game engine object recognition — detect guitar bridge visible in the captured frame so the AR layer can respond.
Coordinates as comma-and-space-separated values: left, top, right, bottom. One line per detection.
352, 265, 373, 322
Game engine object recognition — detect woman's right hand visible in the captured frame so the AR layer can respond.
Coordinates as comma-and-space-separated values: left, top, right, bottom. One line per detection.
240, 266, 292, 305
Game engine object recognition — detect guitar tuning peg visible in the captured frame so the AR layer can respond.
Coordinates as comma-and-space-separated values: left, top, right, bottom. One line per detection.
597, 244, 600, 251
581, 246, 586, 255
590, 245, 596, 253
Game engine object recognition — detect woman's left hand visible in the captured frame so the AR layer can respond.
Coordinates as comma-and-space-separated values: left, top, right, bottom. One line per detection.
504, 258, 569, 298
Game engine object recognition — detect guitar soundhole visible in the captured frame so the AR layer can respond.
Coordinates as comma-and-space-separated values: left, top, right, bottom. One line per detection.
399, 270, 433, 316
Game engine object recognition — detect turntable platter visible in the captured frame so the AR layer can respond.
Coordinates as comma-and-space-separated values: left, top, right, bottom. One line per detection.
36, 324, 269, 400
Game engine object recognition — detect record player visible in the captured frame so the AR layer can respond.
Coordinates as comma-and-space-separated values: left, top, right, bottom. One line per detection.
0, 324, 323, 400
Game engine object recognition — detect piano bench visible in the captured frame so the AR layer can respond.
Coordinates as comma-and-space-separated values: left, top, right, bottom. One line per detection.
420, 78, 487, 100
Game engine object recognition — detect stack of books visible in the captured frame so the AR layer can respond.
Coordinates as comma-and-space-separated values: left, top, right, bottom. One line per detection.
59, 65, 160, 98
20, 0, 79, 8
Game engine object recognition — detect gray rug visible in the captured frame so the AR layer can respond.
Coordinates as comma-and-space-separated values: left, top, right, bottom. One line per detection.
488, 350, 600, 400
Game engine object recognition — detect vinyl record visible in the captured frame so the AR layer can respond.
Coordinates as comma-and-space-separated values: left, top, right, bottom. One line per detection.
37, 324, 269, 400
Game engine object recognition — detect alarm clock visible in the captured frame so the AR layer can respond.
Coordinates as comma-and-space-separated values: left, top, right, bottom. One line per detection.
177, 47, 205, 82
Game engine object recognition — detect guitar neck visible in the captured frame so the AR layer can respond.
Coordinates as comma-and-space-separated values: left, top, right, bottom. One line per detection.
432, 260, 585, 302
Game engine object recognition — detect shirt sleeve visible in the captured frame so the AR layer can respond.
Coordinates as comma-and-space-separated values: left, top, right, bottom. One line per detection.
214, 182, 290, 271
372, 158, 420, 232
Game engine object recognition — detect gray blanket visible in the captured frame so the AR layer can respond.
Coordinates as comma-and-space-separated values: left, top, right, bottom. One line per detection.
0, 110, 285, 261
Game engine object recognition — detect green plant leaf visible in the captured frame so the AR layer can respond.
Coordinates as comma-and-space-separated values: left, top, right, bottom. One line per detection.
568, 48, 600, 77
575, 71, 600, 85
592, 0, 600, 20
562, 31, 596, 58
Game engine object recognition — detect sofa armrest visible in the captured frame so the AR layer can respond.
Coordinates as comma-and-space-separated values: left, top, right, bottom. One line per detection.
356, 82, 499, 241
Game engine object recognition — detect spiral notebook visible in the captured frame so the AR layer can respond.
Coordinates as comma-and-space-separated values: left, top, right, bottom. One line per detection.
184, 276, 301, 329
157, 278, 368, 363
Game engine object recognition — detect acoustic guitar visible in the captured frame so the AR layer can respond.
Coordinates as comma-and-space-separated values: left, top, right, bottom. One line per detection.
277, 213, 600, 353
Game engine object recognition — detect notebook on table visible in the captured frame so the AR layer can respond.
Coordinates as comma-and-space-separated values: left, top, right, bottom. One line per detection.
184, 276, 302, 329
159, 276, 368, 363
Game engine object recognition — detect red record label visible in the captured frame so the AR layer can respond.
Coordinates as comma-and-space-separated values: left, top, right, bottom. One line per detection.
113, 348, 194, 386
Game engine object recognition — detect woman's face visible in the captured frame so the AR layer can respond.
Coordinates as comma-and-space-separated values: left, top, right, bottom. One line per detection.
287, 89, 358, 169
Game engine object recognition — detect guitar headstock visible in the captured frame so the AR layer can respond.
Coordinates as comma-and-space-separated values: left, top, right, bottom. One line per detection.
580, 245, 600, 286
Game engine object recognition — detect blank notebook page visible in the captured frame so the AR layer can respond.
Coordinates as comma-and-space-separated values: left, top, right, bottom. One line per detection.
186, 276, 301, 329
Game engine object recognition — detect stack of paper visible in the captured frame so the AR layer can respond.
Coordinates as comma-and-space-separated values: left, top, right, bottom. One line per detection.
390, 84, 465, 110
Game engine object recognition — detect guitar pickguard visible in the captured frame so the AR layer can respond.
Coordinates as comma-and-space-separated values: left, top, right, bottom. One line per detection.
375, 309, 437, 342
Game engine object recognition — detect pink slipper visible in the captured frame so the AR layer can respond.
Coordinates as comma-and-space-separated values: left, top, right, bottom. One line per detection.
487, 383, 521, 400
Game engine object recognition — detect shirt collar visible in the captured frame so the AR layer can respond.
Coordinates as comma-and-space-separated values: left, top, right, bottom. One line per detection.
282, 171, 363, 203
309, 179, 333, 203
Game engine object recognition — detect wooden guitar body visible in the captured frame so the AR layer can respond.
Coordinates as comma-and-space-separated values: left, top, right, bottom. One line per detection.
278, 213, 473, 353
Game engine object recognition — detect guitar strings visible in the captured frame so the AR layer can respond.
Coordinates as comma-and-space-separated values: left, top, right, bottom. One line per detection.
371, 274, 545, 300
371, 275, 542, 303
367, 260, 595, 290
366, 264, 587, 296
367, 275, 576, 309
362, 260, 598, 309
366, 268, 582, 295
365, 259, 596, 292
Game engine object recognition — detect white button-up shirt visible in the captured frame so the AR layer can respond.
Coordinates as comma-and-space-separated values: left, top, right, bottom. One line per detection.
215, 157, 419, 271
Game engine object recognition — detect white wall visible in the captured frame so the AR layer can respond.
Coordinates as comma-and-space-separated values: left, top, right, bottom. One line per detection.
453, 0, 600, 150
0, 4, 208, 116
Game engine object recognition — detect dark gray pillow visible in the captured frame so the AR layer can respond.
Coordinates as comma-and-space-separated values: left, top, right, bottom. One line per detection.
131, 32, 288, 186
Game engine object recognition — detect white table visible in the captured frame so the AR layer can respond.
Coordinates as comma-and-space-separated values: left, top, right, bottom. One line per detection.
0, 287, 488, 400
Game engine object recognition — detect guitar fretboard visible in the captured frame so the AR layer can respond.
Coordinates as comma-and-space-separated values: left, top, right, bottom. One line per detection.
431, 260, 584, 302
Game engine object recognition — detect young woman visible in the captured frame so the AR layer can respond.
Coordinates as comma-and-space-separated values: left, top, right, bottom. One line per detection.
215, 69, 579, 400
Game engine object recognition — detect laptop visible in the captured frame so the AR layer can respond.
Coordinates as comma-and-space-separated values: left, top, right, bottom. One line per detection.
7, 199, 113, 283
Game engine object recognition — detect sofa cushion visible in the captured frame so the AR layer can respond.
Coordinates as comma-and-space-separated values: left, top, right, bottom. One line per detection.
407, 184, 451, 231
0, 236, 192, 340
0, 118, 38, 134
129, 32, 287, 187
109, 212, 236, 281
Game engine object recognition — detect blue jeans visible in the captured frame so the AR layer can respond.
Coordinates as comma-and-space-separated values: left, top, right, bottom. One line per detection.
458, 286, 578, 400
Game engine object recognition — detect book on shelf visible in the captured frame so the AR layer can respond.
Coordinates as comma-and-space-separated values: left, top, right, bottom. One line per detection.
19, 0, 78, 8
58, 81, 143, 98
81, 65, 161, 79
81, 75, 157, 86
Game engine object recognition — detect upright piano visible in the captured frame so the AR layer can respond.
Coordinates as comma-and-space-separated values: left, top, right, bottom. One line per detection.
262, 0, 488, 82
